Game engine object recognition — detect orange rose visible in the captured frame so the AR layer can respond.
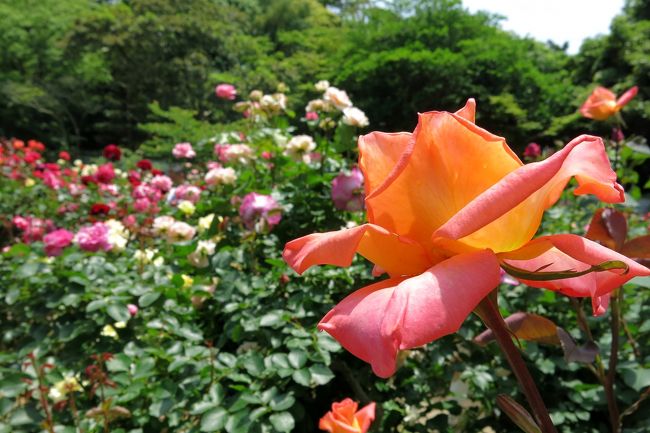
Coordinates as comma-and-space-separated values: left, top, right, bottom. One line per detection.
283, 99, 650, 377
580, 85, 638, 120
319, 399, 375, 433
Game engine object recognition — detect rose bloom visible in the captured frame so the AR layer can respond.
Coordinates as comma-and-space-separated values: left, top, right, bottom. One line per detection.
315, 80, 330, 92
152, 216, 176, 235
90, 203, 111, 216
215, 83, 237, 100
284, 135, 316, 163
215, 144, 254, 164
167, 221, 196, 243
102, 144, 121, 161
239, 192, 282, 231
27, 140, 45, 152
187, 240, 217, 268
205, 167, 237, 187
75, 223, 112, 252
331, 167, 364, 211
342, 107, 369, 128
136, 159, 153, 171
324, 87, 353, 110
43, 229, 74, 256
127, 304, 138, 316
171, 184, 201, 205
172, 142, 196, 159
523, 142, 542, 159
319, 399, 375, 433
58, 151, 71, 161
580, 85, 638, 121
94, 163, 115, 184
283, 99, 650, 377
305, 111, 319, 121
151, 175, 173, 192
178, 200, 195, 216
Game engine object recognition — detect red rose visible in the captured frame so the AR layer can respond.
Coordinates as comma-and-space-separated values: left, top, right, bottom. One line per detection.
90, 203, 111, 216
136, 159, 153, 171
102, 144, 122, 161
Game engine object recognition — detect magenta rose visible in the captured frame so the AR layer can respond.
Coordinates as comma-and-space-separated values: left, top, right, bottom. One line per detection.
331, 167, 364, 211
43, 229, 74, 256
238, 192, 282, 231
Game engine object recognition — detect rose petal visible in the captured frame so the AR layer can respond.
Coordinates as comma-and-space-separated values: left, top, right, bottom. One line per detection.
318, 250, 500, 377
501, 234, 650, 315
434, 134, 624, 252
358, 132, 412, 198
454, 98, 476, 123
282, 224, 434, 277
364, 108, 521, 250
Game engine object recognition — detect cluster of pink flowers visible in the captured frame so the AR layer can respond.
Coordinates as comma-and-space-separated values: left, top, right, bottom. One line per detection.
13, 216, 55, 243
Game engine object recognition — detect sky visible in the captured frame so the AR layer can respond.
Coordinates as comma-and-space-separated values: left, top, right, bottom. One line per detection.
462, 0, 625, 54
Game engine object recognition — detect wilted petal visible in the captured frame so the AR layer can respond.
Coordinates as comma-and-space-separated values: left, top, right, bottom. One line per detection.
318, 250, 500, 377
434, 135, 624, 252
364, 109, 521, 249
283, 224, 433, 277
500, 234, 650, 315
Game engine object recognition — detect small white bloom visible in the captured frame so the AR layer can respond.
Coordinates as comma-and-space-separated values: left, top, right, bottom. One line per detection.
315, 80, 330, 92
205, 167, 237, 187
324, 87, 352, 110
342, 107, 369, 128
284, 135, 316, 163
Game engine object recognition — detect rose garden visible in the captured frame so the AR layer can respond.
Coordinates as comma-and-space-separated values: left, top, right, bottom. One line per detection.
1, 1, 650, 432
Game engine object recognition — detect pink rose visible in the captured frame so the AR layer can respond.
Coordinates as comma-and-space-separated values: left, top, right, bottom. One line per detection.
43, 229, 74, 256
215, 84, 237, 100
75, 223, 111, 252
239, 192, 282, 231
127, 304, 138, 316
331, 167, 364, 211
523, 142, 542, 159
95, 163, 115, 184
151, 175, 173, 192
172, 142, 196, 159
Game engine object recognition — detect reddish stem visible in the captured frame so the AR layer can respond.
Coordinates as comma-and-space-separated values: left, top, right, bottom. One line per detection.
475, 293, 557, 433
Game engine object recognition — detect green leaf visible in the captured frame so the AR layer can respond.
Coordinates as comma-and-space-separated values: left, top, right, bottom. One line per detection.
309, 364, 334, 385
139, 292, 161, 307
107, 304, 130, 322
270, 412, 295, 432
292, 369, 311, 386
270, 393, 295, 412
201, 408, 228, 432
288, 351, 307, 369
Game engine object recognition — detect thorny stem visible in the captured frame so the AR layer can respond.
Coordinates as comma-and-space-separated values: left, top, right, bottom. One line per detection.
474, 292, 557, 433
606, 290, 622, 433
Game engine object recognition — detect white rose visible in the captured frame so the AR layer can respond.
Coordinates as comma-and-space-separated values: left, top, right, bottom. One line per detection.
342, 107, 369, 128
324, 87, 352, 110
